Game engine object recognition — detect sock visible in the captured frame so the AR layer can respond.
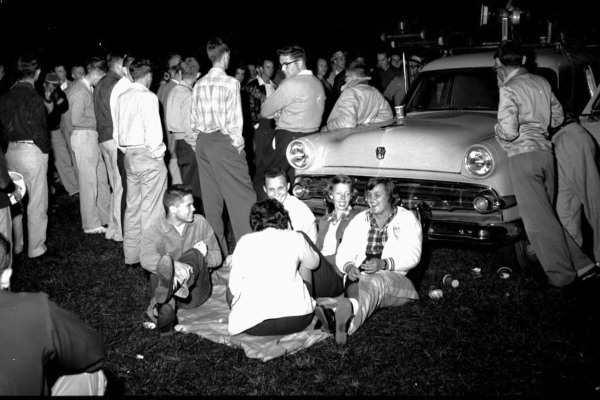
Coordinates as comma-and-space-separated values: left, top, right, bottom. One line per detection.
349, 298, 359, 315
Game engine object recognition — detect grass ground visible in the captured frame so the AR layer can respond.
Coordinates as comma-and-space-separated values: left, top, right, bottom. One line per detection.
10, 193, 600, 396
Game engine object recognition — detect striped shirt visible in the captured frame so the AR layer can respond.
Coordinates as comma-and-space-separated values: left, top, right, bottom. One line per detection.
191, 68, 244, 150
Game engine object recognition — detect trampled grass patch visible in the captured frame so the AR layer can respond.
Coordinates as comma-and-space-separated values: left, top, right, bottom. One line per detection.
10, 194, 600, 396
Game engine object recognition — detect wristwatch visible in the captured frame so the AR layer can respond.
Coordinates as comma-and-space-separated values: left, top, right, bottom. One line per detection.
382, 259, 388, 271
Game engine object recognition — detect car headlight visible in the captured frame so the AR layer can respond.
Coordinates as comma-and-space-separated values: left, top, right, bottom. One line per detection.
464, 145, 494, 177
287, 140, 313, 170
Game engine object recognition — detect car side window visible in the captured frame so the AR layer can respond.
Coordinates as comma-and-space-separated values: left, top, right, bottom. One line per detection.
558, 67, 592, 115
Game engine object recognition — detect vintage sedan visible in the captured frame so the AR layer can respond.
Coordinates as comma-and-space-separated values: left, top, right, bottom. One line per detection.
286, 47, 600, 271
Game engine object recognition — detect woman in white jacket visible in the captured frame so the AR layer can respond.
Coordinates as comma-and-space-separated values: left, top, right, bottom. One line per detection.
315, 177, 422, 344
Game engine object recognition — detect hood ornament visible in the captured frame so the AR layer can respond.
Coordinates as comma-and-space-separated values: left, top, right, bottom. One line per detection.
376, 147, 386, 160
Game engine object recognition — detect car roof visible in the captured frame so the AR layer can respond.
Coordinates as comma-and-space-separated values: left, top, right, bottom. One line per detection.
422, 48, 575, 73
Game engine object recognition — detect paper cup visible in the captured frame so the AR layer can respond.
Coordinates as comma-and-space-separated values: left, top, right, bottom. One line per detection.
8, 171, 26, 205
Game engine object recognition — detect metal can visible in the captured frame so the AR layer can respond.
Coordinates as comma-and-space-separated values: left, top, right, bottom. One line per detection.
395, 105, 405, 118
443, 274, 460, 288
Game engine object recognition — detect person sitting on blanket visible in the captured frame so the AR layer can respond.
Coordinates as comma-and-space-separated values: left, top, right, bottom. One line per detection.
315, 177, 422, 344
226, 198, 319, 336
307, 174, 361, 299
140, 184, 222, 337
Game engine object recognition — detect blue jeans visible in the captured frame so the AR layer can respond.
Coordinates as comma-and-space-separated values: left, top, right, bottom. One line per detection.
123, 148, 167, 264
5, 142, 48, 258
70, 130, 111, 230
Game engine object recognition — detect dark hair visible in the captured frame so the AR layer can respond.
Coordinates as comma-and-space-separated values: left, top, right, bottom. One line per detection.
181, 57, 200, 80
326, 174, 357, 201
366, 177, 398, 205
0, 233, 10, 272
277, 46, 306, 64
123, 55, 136, 70
17, 54, 39, 79
347, 62, 368, 78
249, 198, 291, 232
258, 58, 275, 69
163, 184, 193, 215
86, 56, 108, 75
494, 40, 524, 67
207, 38, 230, 63
107, 53, 125, 70
129, 58, 152, 81
377, 50, 390, 59
264, 168, 288, 186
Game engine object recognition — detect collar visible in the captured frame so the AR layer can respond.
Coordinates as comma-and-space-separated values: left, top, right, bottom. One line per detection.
367, 206, 397, 229
503, 67, 527, 84
298, 69, 313, 77
81, 77, 92, 90
257, 76, 271, 86
158, 214, 192, 233
171, 78, 180, 85
327, 207, 353, 224
341, 76, 371, 92
178, 80, 193, 90
131, 82, 148, 90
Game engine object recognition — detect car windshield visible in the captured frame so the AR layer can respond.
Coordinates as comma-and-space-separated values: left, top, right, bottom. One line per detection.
405, 68, 499, 112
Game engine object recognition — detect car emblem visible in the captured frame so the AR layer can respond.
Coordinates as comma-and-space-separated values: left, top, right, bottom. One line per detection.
376, 147, 386, 160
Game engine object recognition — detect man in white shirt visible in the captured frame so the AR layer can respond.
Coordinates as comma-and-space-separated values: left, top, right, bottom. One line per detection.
115, 58, 168, 266
263, 168, 317, 243
110, 55, 135, 243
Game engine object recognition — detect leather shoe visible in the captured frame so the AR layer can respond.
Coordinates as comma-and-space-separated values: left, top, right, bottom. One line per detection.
579, 266, 600, 282
315, 305, 335, 334
157, 303, 176, 337
335, 298, 353, 345
155, 255, 175, 305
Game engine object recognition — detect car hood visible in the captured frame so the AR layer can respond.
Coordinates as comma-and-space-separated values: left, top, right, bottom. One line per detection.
309, 112, 498, 173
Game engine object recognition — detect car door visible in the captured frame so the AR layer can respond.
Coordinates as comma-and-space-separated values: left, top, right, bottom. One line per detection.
580, 82, 600, 146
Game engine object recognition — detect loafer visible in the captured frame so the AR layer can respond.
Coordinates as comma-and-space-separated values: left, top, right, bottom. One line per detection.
315, 305, 336, 334
157, 303, 176, 337
335, 298, 353, 345
155, 255, 175, 305
580, 266, 600, 281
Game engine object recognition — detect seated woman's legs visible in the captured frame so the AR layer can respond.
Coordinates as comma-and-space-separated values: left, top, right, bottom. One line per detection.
297, 231, 344, 298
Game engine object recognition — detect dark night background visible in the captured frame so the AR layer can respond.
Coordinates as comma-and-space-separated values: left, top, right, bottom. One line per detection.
1, 0, 599, 76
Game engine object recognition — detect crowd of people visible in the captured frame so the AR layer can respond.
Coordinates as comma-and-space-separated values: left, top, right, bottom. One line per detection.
1, 37, 599, 394
0, 39, 422, 394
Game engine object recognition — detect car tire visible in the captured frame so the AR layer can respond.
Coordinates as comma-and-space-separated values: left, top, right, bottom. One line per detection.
498, 239, 539, 272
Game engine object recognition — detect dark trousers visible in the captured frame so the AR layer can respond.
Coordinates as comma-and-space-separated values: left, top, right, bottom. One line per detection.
252, 118, 277, 179
509, 151, 577, 287
175, 140, 203, 215
117, 149, 127, 235
253, 128, 316, 200
195, 131, 256, 257
297, 231, 345, 299
149, 248, 212, 309
243, 313, 313, 336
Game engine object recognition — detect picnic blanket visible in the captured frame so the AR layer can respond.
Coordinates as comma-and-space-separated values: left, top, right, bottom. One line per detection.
175, 285, 331, 362
175, 270, 418, 361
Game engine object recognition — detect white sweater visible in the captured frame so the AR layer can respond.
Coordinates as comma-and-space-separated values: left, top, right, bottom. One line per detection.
335, 207, 422, 275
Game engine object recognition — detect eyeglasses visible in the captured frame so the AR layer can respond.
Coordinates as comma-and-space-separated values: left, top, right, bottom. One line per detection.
281, 60, 300, 69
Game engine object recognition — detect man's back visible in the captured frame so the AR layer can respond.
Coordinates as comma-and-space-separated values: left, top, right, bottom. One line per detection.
495, 69, 563, 157
0, 291, 105, 395
327, 83, 393, 131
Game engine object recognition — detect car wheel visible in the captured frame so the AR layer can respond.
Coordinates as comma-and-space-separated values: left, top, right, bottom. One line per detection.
498, 239, 539, 272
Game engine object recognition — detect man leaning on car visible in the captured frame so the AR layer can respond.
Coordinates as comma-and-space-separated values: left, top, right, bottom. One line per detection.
493, 40, 578, 288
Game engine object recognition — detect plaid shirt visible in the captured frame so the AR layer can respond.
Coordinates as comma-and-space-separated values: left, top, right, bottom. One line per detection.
366, 206, 398, 255
191, 68, 244, 149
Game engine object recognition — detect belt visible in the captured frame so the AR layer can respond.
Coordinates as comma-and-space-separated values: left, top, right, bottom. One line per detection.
14, 140, 34, 144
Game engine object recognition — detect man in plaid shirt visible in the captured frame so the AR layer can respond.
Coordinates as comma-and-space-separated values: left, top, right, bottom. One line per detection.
191, 38, 256, 259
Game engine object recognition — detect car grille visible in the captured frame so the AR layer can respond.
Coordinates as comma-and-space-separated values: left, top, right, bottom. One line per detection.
293, 175, 503, 215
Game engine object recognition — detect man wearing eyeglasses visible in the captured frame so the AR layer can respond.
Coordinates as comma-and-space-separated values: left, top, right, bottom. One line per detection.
254, 46, 325, 200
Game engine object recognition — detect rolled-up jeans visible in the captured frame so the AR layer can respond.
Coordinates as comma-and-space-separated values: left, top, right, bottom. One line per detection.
6, 142, 48, 258
70, 130, 111, 230
123, 148, 167, 264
